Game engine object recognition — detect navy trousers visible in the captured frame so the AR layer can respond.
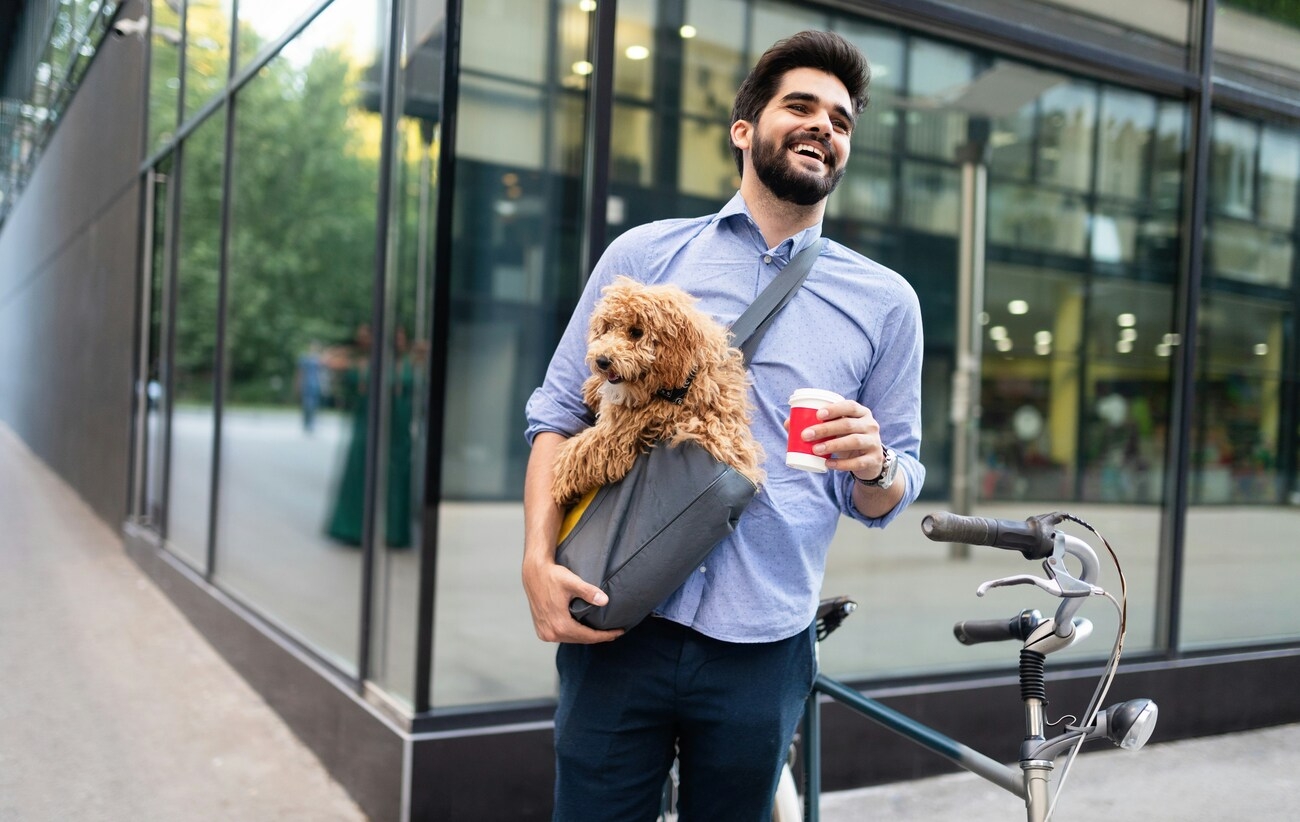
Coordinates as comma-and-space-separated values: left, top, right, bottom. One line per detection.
553, 616, 815, 821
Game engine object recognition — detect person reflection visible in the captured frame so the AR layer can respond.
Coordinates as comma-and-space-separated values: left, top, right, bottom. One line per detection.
295, 341, 325, 433
324, 324, 415, 548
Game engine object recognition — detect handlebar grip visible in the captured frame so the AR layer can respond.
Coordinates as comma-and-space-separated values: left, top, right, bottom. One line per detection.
921, 512, 1057, 559
953, 609, 1043, 646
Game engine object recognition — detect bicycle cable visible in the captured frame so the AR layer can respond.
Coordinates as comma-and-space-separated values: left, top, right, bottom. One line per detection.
1043, 515, 1128, 822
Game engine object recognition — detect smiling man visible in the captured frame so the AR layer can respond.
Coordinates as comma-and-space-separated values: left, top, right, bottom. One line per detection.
524, 30, 926, 820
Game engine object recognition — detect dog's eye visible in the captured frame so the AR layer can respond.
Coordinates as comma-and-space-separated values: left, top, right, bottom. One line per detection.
628, 326, 644, 340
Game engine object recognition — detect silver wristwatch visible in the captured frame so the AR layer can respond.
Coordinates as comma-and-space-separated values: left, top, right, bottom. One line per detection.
856, 446, 898, 489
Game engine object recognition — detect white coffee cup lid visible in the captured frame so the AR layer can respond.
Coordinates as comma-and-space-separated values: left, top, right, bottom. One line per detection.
786, 452, 829, 473
789, 388, 843, 407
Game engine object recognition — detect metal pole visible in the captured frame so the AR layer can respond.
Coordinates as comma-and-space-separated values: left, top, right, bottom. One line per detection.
950, 139, 988, 559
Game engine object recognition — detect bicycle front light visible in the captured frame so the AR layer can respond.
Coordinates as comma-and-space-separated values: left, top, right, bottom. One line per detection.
1106, 698, 1159, 751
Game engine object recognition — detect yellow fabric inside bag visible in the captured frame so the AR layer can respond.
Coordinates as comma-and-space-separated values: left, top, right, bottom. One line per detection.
557, 487, 599, 545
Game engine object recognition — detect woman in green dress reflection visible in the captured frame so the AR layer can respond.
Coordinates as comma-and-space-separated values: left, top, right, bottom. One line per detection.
325, 324, 414, 548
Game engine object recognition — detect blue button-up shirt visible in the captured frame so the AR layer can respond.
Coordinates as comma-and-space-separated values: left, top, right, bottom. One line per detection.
526, 193, 925, 642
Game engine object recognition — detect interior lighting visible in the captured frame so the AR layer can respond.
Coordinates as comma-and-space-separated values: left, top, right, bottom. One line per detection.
1155, 343, 1171, 357
1119, 328, 1137, 342
1255, 343, 1269, 356
1162, 333, 1180, 345
680, 24, 697, 38
626, 45, 650, 60
996, 338, 1014, 352
978, 311, 990, 325
579, 0, 596, 11
1034, 343, 1052, 356
989, 325, 1008, 341
572, 60, 593, 76
1116, 340, 1133, 354
1008, 300, 1029, 315
1117, 313, 1136, 327
1034, 330, 1052, 345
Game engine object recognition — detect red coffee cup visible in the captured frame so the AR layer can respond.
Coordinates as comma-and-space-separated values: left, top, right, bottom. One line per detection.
786, 388, 844, 473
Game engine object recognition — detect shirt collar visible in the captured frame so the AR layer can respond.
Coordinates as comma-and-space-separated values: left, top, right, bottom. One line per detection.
714, 191, 825, 259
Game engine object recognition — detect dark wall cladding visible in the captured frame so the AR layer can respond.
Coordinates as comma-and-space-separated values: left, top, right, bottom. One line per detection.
0, 0, 148, 525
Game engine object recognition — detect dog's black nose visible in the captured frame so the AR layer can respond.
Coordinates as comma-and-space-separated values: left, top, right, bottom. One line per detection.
595, 356, 611, 370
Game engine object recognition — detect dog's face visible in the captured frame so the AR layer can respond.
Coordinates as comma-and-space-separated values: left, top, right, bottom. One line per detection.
585, 277, 712, 408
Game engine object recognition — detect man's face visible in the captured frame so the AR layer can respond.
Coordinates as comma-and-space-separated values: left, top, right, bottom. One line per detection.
745, 67, 854, 206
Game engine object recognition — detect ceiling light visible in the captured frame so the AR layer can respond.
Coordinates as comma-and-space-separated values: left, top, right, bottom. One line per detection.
1034, 330, 1052, 345
679, 24, 697, 39
626, 45, 650, 60
1008, 300, 1029, 315
1119, 328, 1137, 342
579, 0, 596, 11
1116, 340, 1133, 354
1117, 313, 1136, 327
989, 325, 1008, 341
1255, 343, 1269, 356
996, 338, 1013, 352
572, 60, 593, 75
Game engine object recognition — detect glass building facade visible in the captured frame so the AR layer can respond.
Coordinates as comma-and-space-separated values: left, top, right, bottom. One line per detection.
3, 0, 1299, 817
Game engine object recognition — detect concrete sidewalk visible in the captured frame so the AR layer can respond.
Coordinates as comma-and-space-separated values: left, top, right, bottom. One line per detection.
0, 424, 365, 822
3, 419, 1299, 821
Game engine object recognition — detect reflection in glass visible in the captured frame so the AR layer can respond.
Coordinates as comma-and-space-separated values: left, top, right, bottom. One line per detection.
1097, 88, 1155, 201
147, 0, 182, 153
183, 0, 232, 122
905, 40, 972, 160
141, 156, 173, 529
217, 0, 381, 674
236, 0, 322, 69
680, 0, 745, 119
1184, 287, 1300, 648
432, 0, 592, 708
1037, 81, 1095, 191
614, 0, 657, 101
167, 109, 226, 572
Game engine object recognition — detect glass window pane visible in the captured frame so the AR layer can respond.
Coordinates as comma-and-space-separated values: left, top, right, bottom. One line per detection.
433, 0, 591, 707
1259, 127, 1300, 231
183, 0, 232, 122
680, 0, 745, 119
614, 0, 656, 101
1184, 289, 1299, 649
905, 40, 973, 160
988, 182, 1088, 255
1080, 280, 1175, 504
148, 0, 182, 152
1037, 81, 1095, 192
901, 161, 958, 236
1210, 113, 1257, 220
1097, 88, 1156, 201
167, 108, 226, 572
678, 117, 735, 199
1207, 220, 1293, 288
236, 0, 321, 69
367, 0, 447, 707
217, 0, 382, 675
460, 0, 546, 81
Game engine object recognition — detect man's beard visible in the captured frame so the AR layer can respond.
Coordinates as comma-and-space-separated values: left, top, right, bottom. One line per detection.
750, 129, 845, 206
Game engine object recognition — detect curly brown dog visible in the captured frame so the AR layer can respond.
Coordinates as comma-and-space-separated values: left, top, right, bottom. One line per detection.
551, 276, 764, 506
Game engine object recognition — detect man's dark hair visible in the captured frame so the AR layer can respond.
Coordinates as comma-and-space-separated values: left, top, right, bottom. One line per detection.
730, 30, 871, 174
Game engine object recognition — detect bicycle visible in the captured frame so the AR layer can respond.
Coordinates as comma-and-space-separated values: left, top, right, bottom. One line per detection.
773, 510, 1160, 822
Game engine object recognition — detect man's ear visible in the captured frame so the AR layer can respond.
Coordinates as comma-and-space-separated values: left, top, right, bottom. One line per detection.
730, 119, 753, 152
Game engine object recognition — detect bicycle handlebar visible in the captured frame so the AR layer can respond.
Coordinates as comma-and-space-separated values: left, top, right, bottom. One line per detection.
920, 512, 1059, 560
953, 609, 1042, 645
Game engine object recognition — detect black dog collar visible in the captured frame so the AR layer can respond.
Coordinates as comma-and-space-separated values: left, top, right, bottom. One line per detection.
654, 370, 696, 405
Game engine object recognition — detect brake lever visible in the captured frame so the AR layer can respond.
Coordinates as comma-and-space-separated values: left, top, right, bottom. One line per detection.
976, 564, 1103, 599
977, 574, 1074, 598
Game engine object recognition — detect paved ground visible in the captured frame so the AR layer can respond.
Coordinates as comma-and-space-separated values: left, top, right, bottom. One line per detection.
4, 418, 1300, 821
0, 424, 366, 822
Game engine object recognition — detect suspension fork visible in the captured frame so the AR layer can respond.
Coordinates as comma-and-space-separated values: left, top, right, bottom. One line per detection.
1019, 649, 1052, 822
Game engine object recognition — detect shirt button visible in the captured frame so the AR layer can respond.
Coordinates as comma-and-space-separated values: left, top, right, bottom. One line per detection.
698, 566, 707, 574
763, 255, 772, 264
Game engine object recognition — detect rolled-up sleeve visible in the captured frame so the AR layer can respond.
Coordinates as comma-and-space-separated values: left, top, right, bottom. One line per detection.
524, 231, 646, 445
837, 284, 926, 528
